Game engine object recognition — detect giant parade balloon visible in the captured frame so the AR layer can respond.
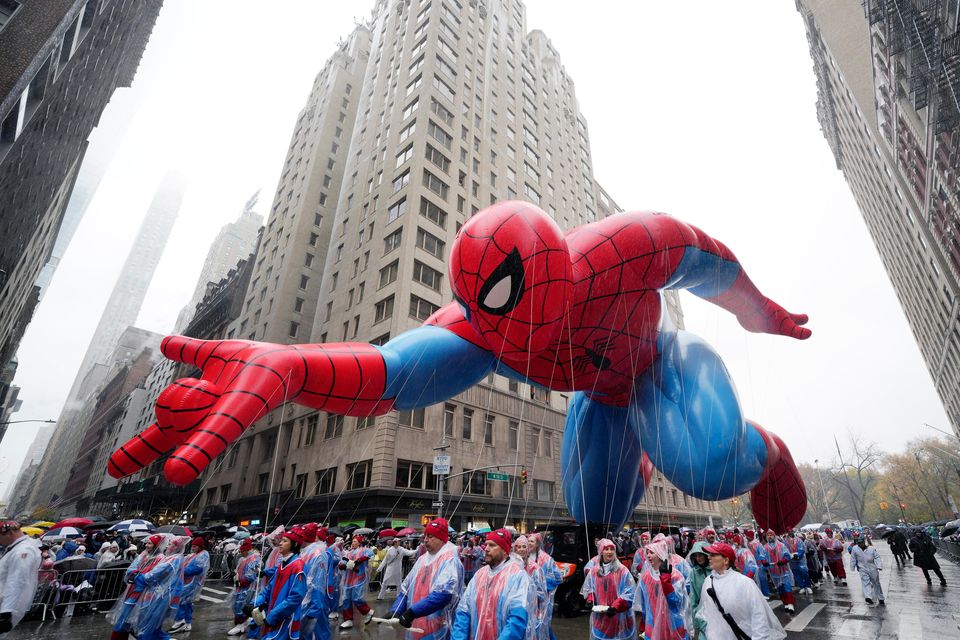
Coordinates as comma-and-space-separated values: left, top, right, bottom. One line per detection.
109, 201, 809, 532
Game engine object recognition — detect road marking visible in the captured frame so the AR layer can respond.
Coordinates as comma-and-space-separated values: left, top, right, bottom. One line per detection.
203, 586, 231, 595
199, 594, 224, 604
784, 603, 824, 632
769, 600, 782, 610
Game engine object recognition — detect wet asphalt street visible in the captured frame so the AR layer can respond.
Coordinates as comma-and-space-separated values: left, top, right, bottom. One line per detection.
9, 544, 960, 639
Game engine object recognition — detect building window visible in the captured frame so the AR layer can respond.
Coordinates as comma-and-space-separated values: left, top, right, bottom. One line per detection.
314, 467, 337, 494
299, 275, 309, 290
324, 414, 344, 439
304, 414, 318, 446
288, 321, 299, 338
462, 407, 473, 440
393, 170, 410, 193
427, 120, 453, 150
422, 169, 449, 200
398, 407, 426, 429
413, 260, 443, 290
396, 460, 435, 490
387, 197, 408, 222
396, 143, 414, 167
257, 473, 269, 494
346, 460, 372, 490
430, 97, 454, 125
483, 413, 494, 445
384, 228, 403, 254
294, 473, 308, 499
535, 480, 554, 502
227, 445, 240, 469
379, 260, 399, 288
531, 427, 541, 455
433, 74, 456, 102
410, 294, 439, 321
465, 468, 488, 495
425, 144, 451, 172
294, 297, 305, 313
399, 119, 417, 143
374, 295, 395, 323
356, 415, 375, 430
543, 431, 552, 457
402, 96, 419, 120
416, 227, 445, 259
419, 197, 447, 228
508, 420, 519, 450
443, 403, 456, 438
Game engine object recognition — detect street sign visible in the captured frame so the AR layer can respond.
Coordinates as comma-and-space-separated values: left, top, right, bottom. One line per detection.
433, 455, 451, 474
487, 471, 509, 482
432, 501, 444, 508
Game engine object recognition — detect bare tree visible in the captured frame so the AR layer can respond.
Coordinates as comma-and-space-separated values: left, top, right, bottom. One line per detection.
833, 432, 883, 524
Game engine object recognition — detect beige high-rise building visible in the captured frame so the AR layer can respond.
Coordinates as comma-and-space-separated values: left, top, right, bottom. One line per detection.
797, 1, 960, 437
195, 0, 720, 532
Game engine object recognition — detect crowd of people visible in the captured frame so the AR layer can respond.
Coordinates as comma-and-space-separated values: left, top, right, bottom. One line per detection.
0, 518, 953, 639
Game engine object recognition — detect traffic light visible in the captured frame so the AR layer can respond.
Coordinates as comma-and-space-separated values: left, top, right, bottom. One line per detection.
521, 470, 528, 485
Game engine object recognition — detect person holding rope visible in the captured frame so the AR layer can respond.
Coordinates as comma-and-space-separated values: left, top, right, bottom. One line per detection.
633, 538, 687, 640
378, 537, 417, 599
169, 536, 210, 633
337, 535, 374, 629
452, 528, 529, 640
301, 529, 338, 640
227, 538, 261, 636
582, 538, 636, 640
697, 543, 785, 640
527, 533, 563, 640
755, 531, 795, 613
513, 535, 547, 640
246, 527, 307, 640
388, 518, 463, 640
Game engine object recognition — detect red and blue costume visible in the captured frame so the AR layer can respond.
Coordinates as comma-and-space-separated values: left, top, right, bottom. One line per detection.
253, 552, 306, 640
108, 201, 809, 531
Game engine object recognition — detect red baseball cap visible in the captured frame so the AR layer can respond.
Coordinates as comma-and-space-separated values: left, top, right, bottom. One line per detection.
704, 542, 737, 567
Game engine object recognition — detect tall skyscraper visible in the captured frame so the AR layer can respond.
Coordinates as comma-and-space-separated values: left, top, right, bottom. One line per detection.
173, 191, 263, 331
0, 0, 164, 418
28, 174, 183, 512
190, 0, 720, 531
797, 1, 960, 437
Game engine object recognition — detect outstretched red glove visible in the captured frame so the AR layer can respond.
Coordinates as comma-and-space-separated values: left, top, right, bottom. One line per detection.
108, 336, 394, 485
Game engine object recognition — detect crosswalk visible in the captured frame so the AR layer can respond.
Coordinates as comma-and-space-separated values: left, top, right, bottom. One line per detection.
199, 584, 231, 604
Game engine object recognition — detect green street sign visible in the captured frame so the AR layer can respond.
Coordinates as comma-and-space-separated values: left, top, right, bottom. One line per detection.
486, 471, 509, 482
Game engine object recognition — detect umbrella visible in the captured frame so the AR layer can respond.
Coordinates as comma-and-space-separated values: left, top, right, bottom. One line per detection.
227, 525, 249, 534
233, 531, 251, 540
28, 521, 56, 530
354, 527, 374, 536
52, 517, 94, 529
940, 518, 960, 538
378, 529, 398, 538
327, 526, 344, 537
396, 527, 418, 536
109, 519, 156, 534
53, 556, 97, 572
475, 527, 492, 534
41, 526, 85, 540
22, 526, 46, 537
156, 525, 193, 536
84, 520, 120, 531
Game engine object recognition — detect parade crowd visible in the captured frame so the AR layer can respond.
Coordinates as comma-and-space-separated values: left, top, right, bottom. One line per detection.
0, 518, 951, 639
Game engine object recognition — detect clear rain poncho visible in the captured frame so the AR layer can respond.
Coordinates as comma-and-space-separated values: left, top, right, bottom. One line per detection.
584, 540, 636, 640
391, 540, 464, 640
108, 535, 190, 638
453, 557, 530, 640
633, 539, 688, 640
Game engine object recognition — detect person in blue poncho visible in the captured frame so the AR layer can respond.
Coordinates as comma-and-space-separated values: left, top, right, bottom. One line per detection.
301, 527, 339, 640
170, 537, 210, 633
389, 517, 464, 640
452, 528, 530, 640
247, 527, 308, 640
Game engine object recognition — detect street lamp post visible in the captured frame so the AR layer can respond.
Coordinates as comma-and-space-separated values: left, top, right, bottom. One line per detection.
0, 419, 56, 426
814, 458, 833, 523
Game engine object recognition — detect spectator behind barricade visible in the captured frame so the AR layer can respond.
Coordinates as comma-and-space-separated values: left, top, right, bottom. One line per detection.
56, 540, 78, 562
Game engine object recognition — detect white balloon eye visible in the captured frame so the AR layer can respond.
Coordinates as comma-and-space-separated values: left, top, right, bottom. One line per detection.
482, 275, 514, 311
477, 248, 525, 316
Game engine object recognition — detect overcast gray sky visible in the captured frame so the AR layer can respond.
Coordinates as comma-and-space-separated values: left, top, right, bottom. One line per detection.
0, 1, 951, 501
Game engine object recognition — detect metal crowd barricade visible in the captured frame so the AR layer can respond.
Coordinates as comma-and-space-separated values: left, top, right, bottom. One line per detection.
28, 565, 131, 621
208, 551, 233, 581
936, 538, 960, 562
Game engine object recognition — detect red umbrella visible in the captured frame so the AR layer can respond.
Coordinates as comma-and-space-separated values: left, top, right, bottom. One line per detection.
378, 529, 398, 538
396, 527, 417, 536
52, 517, 94, 529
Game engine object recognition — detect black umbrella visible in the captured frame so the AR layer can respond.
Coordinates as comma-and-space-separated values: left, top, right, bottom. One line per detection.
53, 556, 97, 571
84, 520, 120, 531
156, 525, 193, 536
327, 526, 345, 537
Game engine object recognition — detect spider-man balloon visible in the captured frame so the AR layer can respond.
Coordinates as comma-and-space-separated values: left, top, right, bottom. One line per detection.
109, 201, 810, 532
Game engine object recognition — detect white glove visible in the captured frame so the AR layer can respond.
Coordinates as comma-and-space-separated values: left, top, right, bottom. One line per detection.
347, 560, 356, 570
252, 607, 267, 626
592, 605, 611, 614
